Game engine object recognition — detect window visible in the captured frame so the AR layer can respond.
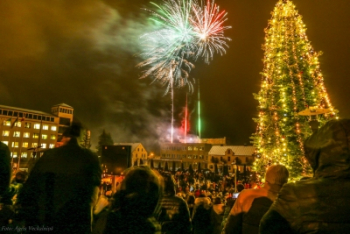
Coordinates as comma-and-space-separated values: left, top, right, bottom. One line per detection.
24, 122, 31, 128
2, 131, 9, 137
188, 155, 192, 159
22, 142, 28, 148
2, 141, 8, 146
199, 155, 204, 159
14, 112, 18, 116
50, 134, 56, 140
49, 144, 55, 149
14, 121, 21, 127
3, 120, 11, 126
194, 147, 198, 151
188, 146, 193, 151
194, 155, 198, 159
33, 115, 37, 119
59, 117, 70, 125
228, 156, 231, 161
12, 152, 18, 158
8, 111, 13, 116
21, 152, 28, 158
34, 123, 41, 129
13, 131, 20, 137
58, 126, 68, 133
209, 165, 214, 169
32, 143, 38, 148
51, 126, 57, 131
41, 134, 48, 140
41, 143, 47, 149
33, 133, 39, 139
12, 142, 19, 148
182, 155, 186, 158
43, 125, 49, 130
23, 132, 30, 138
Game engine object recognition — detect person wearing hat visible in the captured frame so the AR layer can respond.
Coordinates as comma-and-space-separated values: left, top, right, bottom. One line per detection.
16, 121, 102, 233
260, 119, 350, 234
222, 164, 289, 234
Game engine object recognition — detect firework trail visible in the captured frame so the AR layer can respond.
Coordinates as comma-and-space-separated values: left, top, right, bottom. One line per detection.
138, 0, 231, 142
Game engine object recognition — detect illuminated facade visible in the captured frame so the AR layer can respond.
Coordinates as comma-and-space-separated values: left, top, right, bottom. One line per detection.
0, 103, 73, 170
208, 145, 256, 174
154, 143, 213, 170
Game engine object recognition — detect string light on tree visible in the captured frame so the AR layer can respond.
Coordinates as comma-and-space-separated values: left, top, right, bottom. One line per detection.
251, 0, 338, 179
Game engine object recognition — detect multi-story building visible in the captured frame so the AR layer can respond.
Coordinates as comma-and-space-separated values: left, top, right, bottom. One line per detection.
0, 103, 73, 170
154, 142, 213, 171
208, 145, 256, 174
114, 143, 148, 166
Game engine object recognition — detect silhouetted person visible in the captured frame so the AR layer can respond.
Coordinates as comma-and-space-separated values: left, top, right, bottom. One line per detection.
156, 173, 191, 234
104, 166, 162, 234
192, 191, 213, 234
0, 142, 13, 227
260, 119, 350, 234
211, 197, 224, 234
223, 164, 289, 234
16, 122, 102, 233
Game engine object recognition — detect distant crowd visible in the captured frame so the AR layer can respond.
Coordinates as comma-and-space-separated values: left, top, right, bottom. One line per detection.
1, 119, 350, 233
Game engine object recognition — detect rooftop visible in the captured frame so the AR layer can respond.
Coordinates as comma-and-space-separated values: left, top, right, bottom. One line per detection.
0, 104, 54, 117
209, 145, 256, 156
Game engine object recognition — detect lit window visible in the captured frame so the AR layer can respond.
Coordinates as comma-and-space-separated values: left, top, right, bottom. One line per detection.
2, 141, 8, 145
15, 122, 21, 127
3, 120, 11, 126
24, 122, 31, 128
50, 134, 56, 140
42, 134, 48, 140
21, 152, 27, 158
12, 142, 19, 148
13, 131, 21, 137
2, 131, 9, 137
194, 147, 198, 151
32, 143, 38, 148
23, 132, 30, 138
51, 126, 57, 131
49, 144, 55, 149
188, 146, 193, 151
41, 143, 47, 149
34, 124, 40, 129
33, 133, 39, 139
43, 125, 49, 130
22, 142, 28, 148
12, 152, 18, 158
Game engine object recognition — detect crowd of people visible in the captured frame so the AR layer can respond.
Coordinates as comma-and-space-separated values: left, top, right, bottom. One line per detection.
1, 119, 350, 233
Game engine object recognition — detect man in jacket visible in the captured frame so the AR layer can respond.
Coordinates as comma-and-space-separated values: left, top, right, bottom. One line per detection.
16, 122, 102, 233
156, 173, 191, 234
260, 119, 350, 233
223, 164, 289, 234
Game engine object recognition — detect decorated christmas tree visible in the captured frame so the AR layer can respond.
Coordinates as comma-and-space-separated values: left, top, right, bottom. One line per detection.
251, 0, 338, 179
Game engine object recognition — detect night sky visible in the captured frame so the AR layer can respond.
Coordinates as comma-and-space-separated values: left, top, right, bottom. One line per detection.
1, 0, 350, 152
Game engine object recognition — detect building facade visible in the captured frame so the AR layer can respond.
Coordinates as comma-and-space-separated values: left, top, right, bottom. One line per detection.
114, 143, 148, 166
0, 103, 73, 170
153, 142, 213, 171
208, 145, 256, 174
